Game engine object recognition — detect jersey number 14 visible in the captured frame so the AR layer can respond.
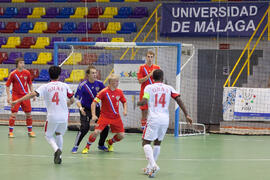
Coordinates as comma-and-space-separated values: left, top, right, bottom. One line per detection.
155, 93, 166, 107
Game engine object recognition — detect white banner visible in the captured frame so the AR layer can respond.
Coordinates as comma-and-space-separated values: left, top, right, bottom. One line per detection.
113, 60, 144, 95
223, 87, 270, 121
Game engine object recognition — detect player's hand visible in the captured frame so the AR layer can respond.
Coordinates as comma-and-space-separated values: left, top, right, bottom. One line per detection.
185, 115, 193, 124
123, 111, 127, 116
7, 97, 11, 104
80, 107, 86, 116
10, 101, 17, 108
92, 115, 98, 121
32, 96, 36, 101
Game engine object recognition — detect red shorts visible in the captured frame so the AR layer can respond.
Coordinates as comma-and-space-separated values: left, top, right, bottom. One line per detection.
139, 93, 148, 110
95, 115, 124, 133
11, 94, 31, 113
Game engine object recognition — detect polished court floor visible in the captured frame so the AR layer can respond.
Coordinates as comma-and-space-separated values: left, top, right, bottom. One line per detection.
0, 126, 270, 180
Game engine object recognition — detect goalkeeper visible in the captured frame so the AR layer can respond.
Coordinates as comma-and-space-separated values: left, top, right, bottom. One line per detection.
71, 65, 109, 153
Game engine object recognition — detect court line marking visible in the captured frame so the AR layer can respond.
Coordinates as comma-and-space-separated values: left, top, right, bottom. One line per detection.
1, 153, 270, 161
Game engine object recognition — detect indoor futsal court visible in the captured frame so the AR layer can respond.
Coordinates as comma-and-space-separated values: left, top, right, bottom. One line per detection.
1, 126, 270, 180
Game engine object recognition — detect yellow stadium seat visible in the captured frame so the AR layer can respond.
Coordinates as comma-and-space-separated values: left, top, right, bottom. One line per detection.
96, 0, 109, 2
0, 68, 8, 81
70, 7, 88, 18
29, 22, 47, 33
125, 0, 139, 1
27, 7, 46, 18
65, 69, 85, 82
102, 22, 121, 34
2, 37, 20, 48
106, 37, 125, 49
32, 52, 52, 64
31, 37, 50, 49
12, 0, 25, 2
63, 53, 82, 65
99, 7, 118, 18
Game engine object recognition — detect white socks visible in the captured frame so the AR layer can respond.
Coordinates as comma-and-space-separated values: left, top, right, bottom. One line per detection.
153, 146, 160, 161
45, 136, 58, 152
55, 135, 63, 150
143, 144, 157, 168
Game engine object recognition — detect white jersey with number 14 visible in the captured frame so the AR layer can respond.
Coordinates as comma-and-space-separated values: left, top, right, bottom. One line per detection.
144, 83, 180, 125
35, 81, 73, 123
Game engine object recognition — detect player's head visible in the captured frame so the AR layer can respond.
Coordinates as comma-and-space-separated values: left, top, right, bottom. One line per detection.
153, 69, 164, 82
15, 58, 25, 69
108, 74, 119, 89
86, 65, 97, 82
49, 66, 61, 80
146, 51, 155, 65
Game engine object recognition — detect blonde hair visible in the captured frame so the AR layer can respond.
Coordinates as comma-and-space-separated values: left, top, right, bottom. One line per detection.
108, 74, 119, 84
146, 50, 155, 57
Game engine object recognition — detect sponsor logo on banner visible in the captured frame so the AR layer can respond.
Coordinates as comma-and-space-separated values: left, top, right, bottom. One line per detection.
161, 3, 268, 37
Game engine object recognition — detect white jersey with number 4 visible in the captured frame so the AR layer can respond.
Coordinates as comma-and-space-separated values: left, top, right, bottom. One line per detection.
144, 82, 180, 125
35, 81, 73, 123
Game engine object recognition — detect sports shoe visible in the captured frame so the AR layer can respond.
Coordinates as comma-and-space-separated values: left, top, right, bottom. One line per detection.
106, 140, 114, 152
148, 166, 160, 178
82, 147, 89, 154
143, 168, 151, 175
8, 132, 14, 138
54, 149, 62, 164
98, 145, 108, 152
28, 131, 36, 137
71, 146, 78, 154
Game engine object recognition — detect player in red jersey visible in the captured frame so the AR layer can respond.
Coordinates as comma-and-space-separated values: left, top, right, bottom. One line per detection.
82, 74, 127, 153
6, 58, 36, 138
137, 51, 160, 130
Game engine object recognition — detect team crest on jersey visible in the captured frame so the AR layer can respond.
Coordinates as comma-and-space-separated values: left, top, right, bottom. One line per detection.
95, 87, 100, 91
24, 76, 27, 80
116, 96, 120, 100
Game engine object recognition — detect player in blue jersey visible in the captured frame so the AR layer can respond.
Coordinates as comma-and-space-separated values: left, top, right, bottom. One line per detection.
71, 65, 109, 153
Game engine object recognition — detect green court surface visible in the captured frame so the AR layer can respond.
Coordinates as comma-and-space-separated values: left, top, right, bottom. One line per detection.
0, 126, 270, 180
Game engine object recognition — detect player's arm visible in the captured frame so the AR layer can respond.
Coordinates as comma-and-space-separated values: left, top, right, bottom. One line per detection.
91, 100, 98, 121
67, 97, 75, 107
137, 91, 149, 106
175, 96, 192, 124
138, 74, 152, 84
29, 83, 36, 101
122, 102, 127, 116
6, 86, 11, 104
11, 91, 38, 107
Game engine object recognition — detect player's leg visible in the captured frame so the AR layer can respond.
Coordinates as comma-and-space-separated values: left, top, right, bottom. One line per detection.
96, 107, 109, 151
142, 123, 159, 176
106, 119, 125, 152
148, 124, 168, 177
71, 108, 90, 153
82, 125, 104, 153
140, 108, 148, 130
54, 122, 68, 164
21, 99, 35, 137
8, 95, 20, 137
45, 121, 61, 164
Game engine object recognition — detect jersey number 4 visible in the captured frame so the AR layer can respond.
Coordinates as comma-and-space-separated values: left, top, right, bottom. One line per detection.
155, 93, 166, 107
52, 92, 59, 105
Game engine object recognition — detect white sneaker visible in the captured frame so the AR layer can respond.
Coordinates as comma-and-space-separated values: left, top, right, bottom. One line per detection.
148, 166, 160, 178
143, 167, 151, 175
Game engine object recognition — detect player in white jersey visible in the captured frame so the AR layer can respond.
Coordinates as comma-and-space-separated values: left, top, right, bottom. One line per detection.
11, 66, 74, 164
137, 69, 192, 178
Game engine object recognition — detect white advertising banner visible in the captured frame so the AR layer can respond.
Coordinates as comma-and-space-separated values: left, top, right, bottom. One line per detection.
223, 87, 270, 121
113, 60, 144, 95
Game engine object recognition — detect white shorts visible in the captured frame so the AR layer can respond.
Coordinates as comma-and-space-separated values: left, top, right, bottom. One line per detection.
45, 121, 68, 137
142, 123, 169, 141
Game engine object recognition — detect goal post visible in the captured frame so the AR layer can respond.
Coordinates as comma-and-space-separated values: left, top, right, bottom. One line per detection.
53, 41, 193, 137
